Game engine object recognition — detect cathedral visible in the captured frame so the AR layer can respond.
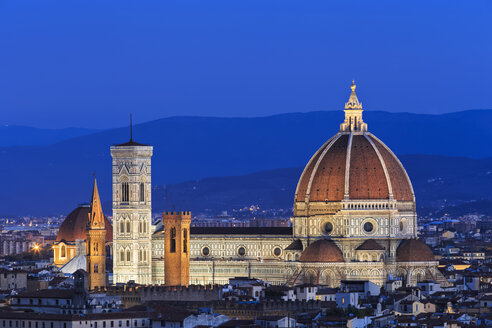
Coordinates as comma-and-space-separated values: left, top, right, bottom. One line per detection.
54, 82, 447, 288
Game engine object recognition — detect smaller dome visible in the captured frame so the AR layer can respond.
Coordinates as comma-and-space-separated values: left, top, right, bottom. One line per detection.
57, 205, 113, 243
356, 239, 384, 251
396, 239, 435, 262
300, 239, 345, 263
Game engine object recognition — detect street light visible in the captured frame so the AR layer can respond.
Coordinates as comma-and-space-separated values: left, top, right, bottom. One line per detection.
32, 244, 40, 253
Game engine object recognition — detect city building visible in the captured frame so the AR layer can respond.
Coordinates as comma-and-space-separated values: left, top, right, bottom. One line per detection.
55, 82, 445, 288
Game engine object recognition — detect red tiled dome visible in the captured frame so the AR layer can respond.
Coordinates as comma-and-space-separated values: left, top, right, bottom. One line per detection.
295, 133, 414, 203
56, 205, 113, 242
396, 239, 435, 262
299, 239, 345, 263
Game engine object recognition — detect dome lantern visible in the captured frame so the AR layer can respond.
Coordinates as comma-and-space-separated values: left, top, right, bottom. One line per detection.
340, 80, 367, 132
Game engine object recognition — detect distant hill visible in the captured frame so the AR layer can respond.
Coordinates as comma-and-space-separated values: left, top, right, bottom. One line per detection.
1, 110, 492, 216
147, 155, 492, 217
0, 125, 98, 147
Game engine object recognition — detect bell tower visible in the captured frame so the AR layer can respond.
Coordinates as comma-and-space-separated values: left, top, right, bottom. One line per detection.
86, 178, 107, 290
163, 211, 191, 286
111, 128, 153, 285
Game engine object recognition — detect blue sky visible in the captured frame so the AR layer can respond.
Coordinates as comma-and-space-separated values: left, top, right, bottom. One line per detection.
0, 0, 491, 128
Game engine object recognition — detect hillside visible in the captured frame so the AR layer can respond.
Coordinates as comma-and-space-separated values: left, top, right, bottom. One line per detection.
1, 110, 492, 215
0, 125, 98, 147
147, 155, 492, 217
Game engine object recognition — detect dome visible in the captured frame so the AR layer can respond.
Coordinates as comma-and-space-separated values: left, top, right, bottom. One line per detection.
396, 239, 435, 262
299, 239, 345, 263
295, 82, 414, 207
56, 205, 113, 243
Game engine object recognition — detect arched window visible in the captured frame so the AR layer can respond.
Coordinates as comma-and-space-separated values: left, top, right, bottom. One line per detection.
120, 250, 125, 262
143, 250, 147, 261
61, 245, 66, 258
126, 220, 131, 234
126, 250, 131, 262
183, 229, 188, 253
139, 183, 145, 202
138, 250, 142, 262
122, 182, 129, 202
139, 222, 142, 233
94, 264, 98, 273
120, 221, 125, 233
170, 227, 176, 253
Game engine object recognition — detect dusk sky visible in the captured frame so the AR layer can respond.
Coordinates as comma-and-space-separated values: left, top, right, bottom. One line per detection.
1, 0, 491, 129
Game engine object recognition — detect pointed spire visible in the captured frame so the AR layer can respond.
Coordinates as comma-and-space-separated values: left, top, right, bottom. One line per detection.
88, 176, 105, 229
345, 80, 362, 110
340, 80, 367, 132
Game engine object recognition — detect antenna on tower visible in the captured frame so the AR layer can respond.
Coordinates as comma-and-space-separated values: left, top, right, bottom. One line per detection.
130, 113, 133, 142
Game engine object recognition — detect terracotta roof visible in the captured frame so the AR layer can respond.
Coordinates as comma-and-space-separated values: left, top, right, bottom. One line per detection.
14, 289, 75, 299
396, 239, 435, 262
190, 227, 292, 236
285, 239, 303, 251
356, 239, 385, 251
294, 133, 414, 204
115, 138, 149, 147
299, 239, 345, 263
56, 205, 112, 242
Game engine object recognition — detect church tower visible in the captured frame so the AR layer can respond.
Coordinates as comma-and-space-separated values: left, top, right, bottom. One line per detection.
163, 211, 191, 286
111, 133, 153, 285
86, 178, 107, 290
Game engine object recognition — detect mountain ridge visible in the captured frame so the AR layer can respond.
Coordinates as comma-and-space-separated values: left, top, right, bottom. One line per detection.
1, 110, 492, 215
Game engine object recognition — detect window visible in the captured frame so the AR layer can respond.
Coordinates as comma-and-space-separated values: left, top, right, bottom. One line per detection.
118, 322, 122, 328
273, 247, 282, 257
363, 222, 374, 233
170, 227, 176, 253
120, 250, 125, 263
324, 222, 333, 234
111, 322, 114, 327
140, 183, 145, 202
126, 221, 131, 234
237, 247, 246, 257
126, 250, 131, 262
201, 247, 210, 257
120, 221, 125, 234
61, 245, 66, 258
183, 229, 188, 253
94, 264, 98, 273
126, 321, 129, 327
103, 322, 106, 328
122, 182, 130, 202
